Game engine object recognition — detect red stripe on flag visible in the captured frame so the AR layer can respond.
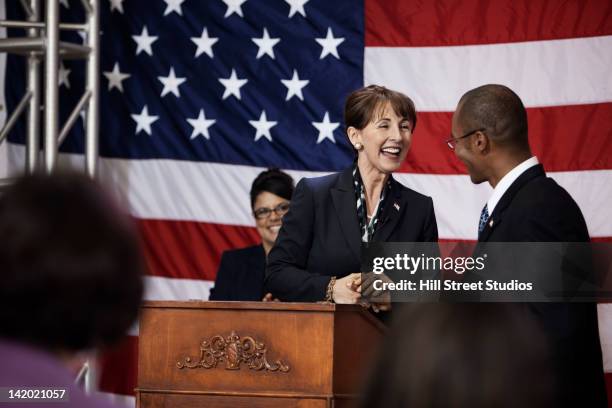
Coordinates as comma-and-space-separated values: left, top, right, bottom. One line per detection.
98, 335, 138, 396
136, 218, 260, 280
605, 373, 612, 405
365, 0, 612, 47
403, 103, 612, 174
135, 218, 612, 282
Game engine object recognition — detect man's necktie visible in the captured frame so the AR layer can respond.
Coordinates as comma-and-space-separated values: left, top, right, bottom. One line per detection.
478, 204, 489, 233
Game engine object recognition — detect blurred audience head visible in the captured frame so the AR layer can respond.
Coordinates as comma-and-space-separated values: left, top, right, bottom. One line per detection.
360, 304, 553, 408
250, 168, 294, 253
0, 172, 145, 353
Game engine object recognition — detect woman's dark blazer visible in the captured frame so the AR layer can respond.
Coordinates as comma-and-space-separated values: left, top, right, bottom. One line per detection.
209, 244, 266, 301
265, 167, 438, 302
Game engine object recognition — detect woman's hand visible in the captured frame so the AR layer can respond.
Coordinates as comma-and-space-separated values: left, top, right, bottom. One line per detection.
332, 273, 361, 304
262, 292, 280, 302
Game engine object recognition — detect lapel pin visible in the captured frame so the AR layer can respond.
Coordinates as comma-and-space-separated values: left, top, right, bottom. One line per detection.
489, 219, 494, 227
393, 202, 400, 211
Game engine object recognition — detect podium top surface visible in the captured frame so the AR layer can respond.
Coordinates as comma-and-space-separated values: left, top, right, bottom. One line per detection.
142, 300, 365, 312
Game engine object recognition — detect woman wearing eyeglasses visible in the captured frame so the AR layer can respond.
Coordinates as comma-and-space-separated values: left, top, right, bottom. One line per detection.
209, 169, 294, 301
265, 85, 438, 307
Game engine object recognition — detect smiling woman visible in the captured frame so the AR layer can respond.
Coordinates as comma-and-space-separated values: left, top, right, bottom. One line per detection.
264, 85, 438, 308
209, 169, 294, 301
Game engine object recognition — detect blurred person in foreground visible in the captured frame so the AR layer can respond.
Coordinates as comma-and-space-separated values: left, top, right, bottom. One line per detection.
360, 304, 554, 408
0, 172, 145, 408
209, 169, 294, 301
449, 84, 606, 406
265, 85, 437, 307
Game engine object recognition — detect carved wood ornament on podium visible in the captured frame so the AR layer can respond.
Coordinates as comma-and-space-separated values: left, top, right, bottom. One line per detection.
177, 331, 290, 372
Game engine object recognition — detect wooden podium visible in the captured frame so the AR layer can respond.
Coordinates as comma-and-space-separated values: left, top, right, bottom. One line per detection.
137, 301, 385, 408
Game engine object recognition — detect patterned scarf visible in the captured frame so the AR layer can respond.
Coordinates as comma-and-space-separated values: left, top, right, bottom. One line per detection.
353, 165, 391, 242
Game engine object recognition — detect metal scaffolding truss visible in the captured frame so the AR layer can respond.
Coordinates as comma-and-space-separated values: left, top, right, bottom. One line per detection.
0, 0, 100, 182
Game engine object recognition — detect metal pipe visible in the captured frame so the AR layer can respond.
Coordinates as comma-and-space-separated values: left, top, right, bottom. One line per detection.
44, 0, 60, 173
18, 0, 33, 19
85, 0, 99, 177
0, 37, 44, 52
0, 38, 90, 59
57, 41, 91, 57
58, 90, 91, 145
0, 20, 87, 31
0, 91, 32, 143
26, 0, 40, 174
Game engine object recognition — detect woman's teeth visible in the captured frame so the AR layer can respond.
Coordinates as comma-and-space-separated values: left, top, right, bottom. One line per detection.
381, 147, 401, 156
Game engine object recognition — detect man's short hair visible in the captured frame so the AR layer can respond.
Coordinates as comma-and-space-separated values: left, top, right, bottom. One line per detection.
457, 84, 529, 151
0, 172, 144, 351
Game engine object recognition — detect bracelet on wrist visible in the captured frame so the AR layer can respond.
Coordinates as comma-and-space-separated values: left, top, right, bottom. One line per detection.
325, 276, 337, 303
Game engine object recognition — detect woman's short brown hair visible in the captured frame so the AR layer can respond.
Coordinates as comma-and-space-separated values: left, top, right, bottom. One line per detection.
344, 85, 417, 133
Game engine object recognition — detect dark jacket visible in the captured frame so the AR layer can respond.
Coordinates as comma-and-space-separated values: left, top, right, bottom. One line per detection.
265, 167, 438, 302
478, 164, 606, 407
209, 245, 266, 301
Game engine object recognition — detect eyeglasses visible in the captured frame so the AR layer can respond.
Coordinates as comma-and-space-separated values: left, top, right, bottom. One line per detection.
446, 128, 485, 150
253, 202, 290, 220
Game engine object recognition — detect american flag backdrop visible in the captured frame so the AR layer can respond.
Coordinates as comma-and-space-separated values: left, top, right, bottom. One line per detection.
0, 0, 611, 405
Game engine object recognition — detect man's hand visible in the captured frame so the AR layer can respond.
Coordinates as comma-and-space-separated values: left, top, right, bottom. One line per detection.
359, 272, 392, 313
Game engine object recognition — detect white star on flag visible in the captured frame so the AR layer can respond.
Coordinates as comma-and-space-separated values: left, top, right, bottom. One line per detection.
312, 111, 339, 144
131, 106, 159, 136
59, 62, 71, 89
252, 28, 280, 60
132, 26, 158, 56
219, 69, 248, 100
110, 0, 124, 13
315, 27, 345, 59
163, 0, 185, 16
285, 0, 308, 17
158, 67, 186, 97
60, 0, 69, 8
191, 27, 218, 58
281, 69, 309, 101
187, 110, 216, 140
249, 111, 277, 142
222, 0, 247, 18
103, 62, 130, 92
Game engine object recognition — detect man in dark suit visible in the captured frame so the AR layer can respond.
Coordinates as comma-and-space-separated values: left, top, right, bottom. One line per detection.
449, 84, 606, 407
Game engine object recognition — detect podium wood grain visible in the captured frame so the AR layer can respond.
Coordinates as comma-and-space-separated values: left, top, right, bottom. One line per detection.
137, 301, 385, 408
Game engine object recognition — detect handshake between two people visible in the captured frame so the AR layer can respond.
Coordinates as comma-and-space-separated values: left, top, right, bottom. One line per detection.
332, 272, 392, 312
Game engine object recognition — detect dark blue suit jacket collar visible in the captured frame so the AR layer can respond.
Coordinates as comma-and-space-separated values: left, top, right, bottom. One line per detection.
479, 164, 546, 241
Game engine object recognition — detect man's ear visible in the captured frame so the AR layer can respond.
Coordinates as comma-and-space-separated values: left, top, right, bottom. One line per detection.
347, 126, 361, 146
474, 131, 489, 153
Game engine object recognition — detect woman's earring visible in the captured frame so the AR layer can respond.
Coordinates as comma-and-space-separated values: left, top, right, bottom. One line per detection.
354, 142, 363, 151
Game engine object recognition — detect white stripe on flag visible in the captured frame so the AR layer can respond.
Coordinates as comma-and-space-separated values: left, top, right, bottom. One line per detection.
396, 170, 612, 239
6, 143, 612, 239
365, 35, 612, 111
97, 392, 136, 408
598, 304, 612, 372
127, 276, 214, 336
144, 275, 214, 302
